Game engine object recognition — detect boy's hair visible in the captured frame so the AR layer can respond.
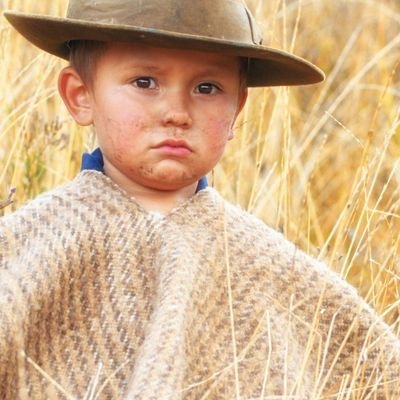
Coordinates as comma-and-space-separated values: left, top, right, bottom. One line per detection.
68, 40, 108, 86
69, 40, 248, 87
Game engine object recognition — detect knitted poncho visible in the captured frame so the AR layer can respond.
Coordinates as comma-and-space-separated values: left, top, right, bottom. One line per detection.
0, 170, 399, 399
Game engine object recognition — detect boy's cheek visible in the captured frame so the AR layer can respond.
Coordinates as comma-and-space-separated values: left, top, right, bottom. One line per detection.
205, 115, 235, 136
96, 115, 148, 143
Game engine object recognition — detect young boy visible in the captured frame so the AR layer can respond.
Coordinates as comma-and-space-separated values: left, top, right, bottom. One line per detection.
1, 0, 399, 399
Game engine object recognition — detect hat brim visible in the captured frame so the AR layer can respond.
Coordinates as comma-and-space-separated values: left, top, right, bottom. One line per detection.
4, 11, 325, 87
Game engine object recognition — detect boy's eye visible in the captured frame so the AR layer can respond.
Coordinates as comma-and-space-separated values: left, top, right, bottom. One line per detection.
196, 83, 221, 95
133, 77, 157, 89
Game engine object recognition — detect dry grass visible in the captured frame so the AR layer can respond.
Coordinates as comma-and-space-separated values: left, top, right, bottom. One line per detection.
0, 0, 399, 397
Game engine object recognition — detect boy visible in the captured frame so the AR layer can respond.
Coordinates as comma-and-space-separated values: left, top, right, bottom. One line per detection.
1, 0, 399, 399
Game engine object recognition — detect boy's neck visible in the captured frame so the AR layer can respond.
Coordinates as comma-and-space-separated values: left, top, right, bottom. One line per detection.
103, 160, 198, 215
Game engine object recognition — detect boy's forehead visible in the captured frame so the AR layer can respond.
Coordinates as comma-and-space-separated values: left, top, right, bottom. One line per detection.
101, 41, 241, 72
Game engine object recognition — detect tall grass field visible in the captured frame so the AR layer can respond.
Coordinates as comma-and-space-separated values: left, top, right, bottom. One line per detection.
0, 0, 399, 397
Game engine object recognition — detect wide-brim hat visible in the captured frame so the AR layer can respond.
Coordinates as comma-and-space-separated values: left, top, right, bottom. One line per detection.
4, 0, 325, 87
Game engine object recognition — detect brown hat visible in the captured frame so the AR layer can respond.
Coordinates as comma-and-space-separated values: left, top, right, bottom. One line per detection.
4, 0, 325, 87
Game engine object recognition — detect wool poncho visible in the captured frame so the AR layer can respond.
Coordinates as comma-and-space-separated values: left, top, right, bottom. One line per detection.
0, 170, 399, 399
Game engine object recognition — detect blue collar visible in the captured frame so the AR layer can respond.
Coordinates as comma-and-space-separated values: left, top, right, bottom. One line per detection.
81, 148, 208, 192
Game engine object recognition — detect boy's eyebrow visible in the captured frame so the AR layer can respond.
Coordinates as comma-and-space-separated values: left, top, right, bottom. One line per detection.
121, 63, 164, 72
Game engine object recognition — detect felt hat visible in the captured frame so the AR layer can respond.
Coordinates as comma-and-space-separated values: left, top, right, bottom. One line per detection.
4, 0, 325, 87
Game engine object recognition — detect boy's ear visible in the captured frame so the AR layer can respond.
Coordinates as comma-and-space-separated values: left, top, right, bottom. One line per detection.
237, 87, 248, 115
58, 66, 93, 126
228, 87, 248, 140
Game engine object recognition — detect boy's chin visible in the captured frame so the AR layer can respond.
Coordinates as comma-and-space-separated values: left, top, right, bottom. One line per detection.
137, 166, 203, 192
144, 178, 199, 192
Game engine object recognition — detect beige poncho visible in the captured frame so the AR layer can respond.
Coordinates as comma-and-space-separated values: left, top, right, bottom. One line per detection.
0, 170, 399, 399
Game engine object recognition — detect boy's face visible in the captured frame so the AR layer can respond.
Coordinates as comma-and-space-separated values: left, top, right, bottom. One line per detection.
62, 42, 247, 192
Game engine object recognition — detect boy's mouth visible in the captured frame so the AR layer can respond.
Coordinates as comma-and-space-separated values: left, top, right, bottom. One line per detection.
152, 139, 192, 157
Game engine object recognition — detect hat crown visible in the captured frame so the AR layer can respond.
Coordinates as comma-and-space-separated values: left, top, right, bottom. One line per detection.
67, 0, 263, 45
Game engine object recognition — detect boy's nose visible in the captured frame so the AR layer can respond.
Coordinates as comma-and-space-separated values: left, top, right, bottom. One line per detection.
162, 111, 193, 129
161, 94, 193, 129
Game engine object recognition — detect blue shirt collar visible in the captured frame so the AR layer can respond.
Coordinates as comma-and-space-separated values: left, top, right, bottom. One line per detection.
81, 148, 208, 192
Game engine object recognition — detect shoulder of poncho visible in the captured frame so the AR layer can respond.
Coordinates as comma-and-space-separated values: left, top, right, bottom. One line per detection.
221, 198, 385, 329
219, 195, 308, 262
0, 171, 121, 237
1, 173, 85, 220
216, 193, 359, 297
221, 196, 285, 240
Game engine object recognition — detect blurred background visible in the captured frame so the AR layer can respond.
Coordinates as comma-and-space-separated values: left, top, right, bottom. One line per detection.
0, 0, 399, 326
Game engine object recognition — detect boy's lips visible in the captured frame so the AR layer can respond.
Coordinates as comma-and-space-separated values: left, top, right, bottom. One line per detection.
152, 139, 192, 157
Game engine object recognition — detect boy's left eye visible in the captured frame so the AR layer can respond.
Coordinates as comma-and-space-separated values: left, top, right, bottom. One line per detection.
195, 83, 221, 95
132, 77, 157, 89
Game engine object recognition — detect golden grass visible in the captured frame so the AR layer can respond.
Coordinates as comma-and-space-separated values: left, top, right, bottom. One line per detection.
0, 0, 399, 396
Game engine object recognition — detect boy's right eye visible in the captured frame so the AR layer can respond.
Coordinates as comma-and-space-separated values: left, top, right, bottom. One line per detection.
132, 77, 157, 89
